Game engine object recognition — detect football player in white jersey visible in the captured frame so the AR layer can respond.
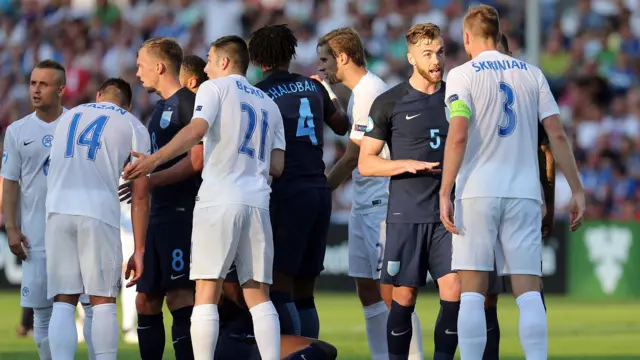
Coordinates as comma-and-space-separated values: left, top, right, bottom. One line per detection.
316, 27, 425, 360
439, 5, 585, 360
45, 78, 151, 360
1, 60, 67, 360
124, 36, 285, 360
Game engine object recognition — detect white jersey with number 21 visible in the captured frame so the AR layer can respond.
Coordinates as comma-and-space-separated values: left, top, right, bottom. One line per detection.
46, 102, 151, 230
444, 50, 560, 202
192, 75, 286, 210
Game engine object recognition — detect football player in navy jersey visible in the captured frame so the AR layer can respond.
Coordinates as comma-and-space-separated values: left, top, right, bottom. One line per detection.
248, 24, 349, 338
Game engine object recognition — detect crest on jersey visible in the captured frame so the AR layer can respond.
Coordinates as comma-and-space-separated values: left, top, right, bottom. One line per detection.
160, 111, 173, 129
21, 287, 30, 297
42, 135, 53, 148
387, 261, 400, 276
366, 116, 375, 132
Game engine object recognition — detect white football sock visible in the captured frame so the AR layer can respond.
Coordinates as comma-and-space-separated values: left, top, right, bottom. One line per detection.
33, 307, 52, 360
409, 311, 424, 360
121, 280, 138, 331
49, 302, 78, 360
82, 303, 96, 360
190, 304, 219, 360
363, 301, 389, 360
458, 292, 486, 360
91, 303, 118, 360
516, 291, 548, 360
249, 301, 281, 360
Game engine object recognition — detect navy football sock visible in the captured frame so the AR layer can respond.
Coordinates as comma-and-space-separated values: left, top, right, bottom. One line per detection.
272, 291, 301, 335
483, 306, 500, 360
295, 297, 320, 338
171, 306, 194, 360
137, 313, 165, 360
283, 341, 338, 360
387, 300, 414, 360
434, 300, 460, 360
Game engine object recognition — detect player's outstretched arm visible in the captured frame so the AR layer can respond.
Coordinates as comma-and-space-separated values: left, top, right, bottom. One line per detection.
311, 75, 349, 135
126, 174, 150, 287
148, 144, 204, 188
541, 114, 584, 231
358, 137, 440, 177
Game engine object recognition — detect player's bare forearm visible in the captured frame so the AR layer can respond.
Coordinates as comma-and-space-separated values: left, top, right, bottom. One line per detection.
327, 139, 359, 190
150, 144, 203, 188
358, 155, 407, 177
155, 119, 208, 166
131, 177, 150, 254
548, 133, 582, 194
270, 149, 285, 177
2, 179, 20, 230
540, 145, 555, 218
440, 117, 468, 197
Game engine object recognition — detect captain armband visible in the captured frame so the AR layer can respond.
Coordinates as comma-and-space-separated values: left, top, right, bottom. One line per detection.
449, 99, 471, 120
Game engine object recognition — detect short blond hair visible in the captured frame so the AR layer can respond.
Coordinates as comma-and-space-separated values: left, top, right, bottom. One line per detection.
140, 37, 183, 74
317, 27, 366, 67
464, 4, 501, 42
405, 23, 442, 46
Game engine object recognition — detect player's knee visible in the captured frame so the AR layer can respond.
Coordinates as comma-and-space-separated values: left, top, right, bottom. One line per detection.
165, 288, 194, 311
354, 278, 382, 307
272, 270, 293, 292
33, 307, 52, 328
510, 274, 541, 298
437, 273, 461, 301
392, 286, 418, 307
484, 294, 499, 309
136, 292, 163, 314
292, 276, 316, 300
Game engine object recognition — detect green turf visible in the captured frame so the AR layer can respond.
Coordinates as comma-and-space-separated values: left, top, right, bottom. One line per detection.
0, 291, 638, 359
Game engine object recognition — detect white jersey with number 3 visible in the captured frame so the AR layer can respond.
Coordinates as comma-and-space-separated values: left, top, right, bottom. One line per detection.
46, 102, 151, 229
445, 50, 560, 202
192, 75, 286, 210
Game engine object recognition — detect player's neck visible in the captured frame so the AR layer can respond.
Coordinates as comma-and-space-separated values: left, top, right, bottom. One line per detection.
262, 65, 288, 78
35, 105, 63, 123
156, 76, 183, 100
342, 66, 368, 90
470, 43, 498, 59
409, 73, 440, 95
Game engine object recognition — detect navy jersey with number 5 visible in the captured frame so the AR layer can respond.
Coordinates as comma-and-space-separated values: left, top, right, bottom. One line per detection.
255, 71, 337, 191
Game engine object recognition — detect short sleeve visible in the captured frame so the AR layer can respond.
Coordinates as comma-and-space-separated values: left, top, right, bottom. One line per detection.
177, 91, 196, 127
271, 107, 286, 151
536, 69, 560, 122
1, 125, 21, 181
192, 81, 222, 128
364, 96, 391, 141
444, 67, 473, 120
350, 91, 378, 141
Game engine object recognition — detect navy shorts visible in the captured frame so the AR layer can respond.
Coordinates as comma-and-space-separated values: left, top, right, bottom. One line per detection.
136, 216, 195, 294
214, 332, 260, 360
270, 187, 332, 277
382, 222, 453, 288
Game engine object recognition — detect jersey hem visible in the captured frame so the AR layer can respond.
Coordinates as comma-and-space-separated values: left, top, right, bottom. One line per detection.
46, 211, 120, 230
456, 195, 543, 204
0, 173, 19, 181
195, 201, 269, 210
350, 204, 388, 215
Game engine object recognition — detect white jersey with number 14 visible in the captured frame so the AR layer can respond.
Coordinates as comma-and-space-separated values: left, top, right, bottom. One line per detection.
46, 102, 151, 230
444, 50, 560, 203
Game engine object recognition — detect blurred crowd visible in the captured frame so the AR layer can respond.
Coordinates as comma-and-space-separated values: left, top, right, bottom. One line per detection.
1, 0, 640, 222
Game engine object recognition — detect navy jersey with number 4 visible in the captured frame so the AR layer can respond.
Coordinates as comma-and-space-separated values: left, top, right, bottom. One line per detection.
255, 71, 337, 190
147, 88, 201, 220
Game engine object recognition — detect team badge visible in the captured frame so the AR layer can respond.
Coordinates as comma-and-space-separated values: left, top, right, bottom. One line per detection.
21, 286, 30, 297
195, 105, 203, 111
366, 116, 375, 132
387, 261, 400, 276
160, 111, 173, 129
447, 94, 459, 104
42, 135, 53, 148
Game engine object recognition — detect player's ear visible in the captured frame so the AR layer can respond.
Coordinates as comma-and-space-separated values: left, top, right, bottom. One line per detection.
58, 85, 66, 98
95, 92, 101, 103
220, 56, 230, 71
188, 78, 196, 91
407, 52, 415, 66
338, 52, 348, 66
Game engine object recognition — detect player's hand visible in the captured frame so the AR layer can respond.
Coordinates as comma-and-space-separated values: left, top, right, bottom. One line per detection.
568, 191, 585, 232
310, 75, 323, 82
124, 251, 144, 288
402, 160, 441, 174
123, 151, 159, 180
7, 228, 29, 261
439, 196, 459, 235
118, 181, 133, 204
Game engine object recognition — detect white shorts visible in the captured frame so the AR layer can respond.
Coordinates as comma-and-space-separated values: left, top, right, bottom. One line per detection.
20, 251, 52, 308
45, 213, 122, 299
348, 210, 386, 279
190, 204, 273, 285
451, 197, 542, 276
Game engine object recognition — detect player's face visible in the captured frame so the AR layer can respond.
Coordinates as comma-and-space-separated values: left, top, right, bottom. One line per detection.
317, 44, 341, 84
407, 36, 445, 84
29, 68, 64, 110
136, 47, 160, 93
